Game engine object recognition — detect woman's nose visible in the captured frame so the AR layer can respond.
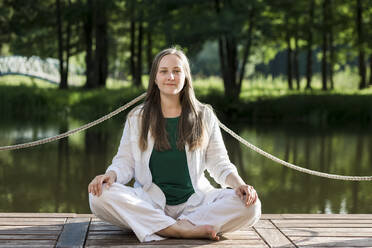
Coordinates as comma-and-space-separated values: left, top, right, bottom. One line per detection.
168, 72, 175, 80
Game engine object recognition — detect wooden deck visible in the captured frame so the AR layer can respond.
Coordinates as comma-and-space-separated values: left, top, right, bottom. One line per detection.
0, 213, 371, 247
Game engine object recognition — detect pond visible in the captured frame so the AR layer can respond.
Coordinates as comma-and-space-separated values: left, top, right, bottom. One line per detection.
0, 117, 371, 214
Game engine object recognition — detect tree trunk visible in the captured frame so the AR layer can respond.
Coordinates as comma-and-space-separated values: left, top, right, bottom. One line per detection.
306, 0, 314, 90
238, 7, 254, 91
369, 55, 372, 86
285, 15, 293, 90
134, 10, 143, 88
328, 0, 334, 90
218, 35, 241, 100
56, 0, 68, 89
129, 0, 136, 86
294, 17, 300, 90
84, 0, 96, 88
225, 36, 238, 99
95, 0, 108, 87
63, 0, 72, 89
146, 26, 152, 74
329, 26, 334, 90
357, 0, 366, 89
218, 37, 228, 87
321, 0, 328, 91
215, 0, 239, 100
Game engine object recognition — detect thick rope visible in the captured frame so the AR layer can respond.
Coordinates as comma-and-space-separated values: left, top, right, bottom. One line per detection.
0, 92, 146, 151
1, 92, 371, 181
218, 122, 372, 181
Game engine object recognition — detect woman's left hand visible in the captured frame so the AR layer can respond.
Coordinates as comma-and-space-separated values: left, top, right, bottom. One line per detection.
235, 184, 258, 207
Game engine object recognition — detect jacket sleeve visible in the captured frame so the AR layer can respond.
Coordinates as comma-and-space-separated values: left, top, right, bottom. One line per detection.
204, 110, 238, 188
106, 117, 135, 185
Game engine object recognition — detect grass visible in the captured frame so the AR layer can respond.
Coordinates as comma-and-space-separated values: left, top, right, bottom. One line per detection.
1, 72, 372, 126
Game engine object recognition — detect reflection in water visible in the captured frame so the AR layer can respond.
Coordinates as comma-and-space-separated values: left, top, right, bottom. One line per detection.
352, 133, 363, 213
0, 120, 371, 214
55, 119, 69, 212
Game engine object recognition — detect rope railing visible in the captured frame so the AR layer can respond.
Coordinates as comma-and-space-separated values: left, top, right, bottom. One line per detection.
0, 92, 146, 151
1, 92, 371, 181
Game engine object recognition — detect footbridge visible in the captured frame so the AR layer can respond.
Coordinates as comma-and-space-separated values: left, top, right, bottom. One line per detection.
0, 55, 81, 85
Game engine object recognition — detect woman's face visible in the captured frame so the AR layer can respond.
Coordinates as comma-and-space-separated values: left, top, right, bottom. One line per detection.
155, 54, 186, 98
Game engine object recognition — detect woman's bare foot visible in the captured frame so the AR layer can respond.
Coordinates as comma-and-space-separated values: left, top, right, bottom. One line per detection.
156, 219, 220, 241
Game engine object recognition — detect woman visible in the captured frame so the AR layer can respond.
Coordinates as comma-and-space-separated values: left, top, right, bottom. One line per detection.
88, 47, 261, 243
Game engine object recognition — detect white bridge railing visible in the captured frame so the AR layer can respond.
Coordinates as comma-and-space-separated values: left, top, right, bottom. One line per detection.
0, 55, 82, 85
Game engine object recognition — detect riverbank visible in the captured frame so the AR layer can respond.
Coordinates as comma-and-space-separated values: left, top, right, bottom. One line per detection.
1, 75, 372, 127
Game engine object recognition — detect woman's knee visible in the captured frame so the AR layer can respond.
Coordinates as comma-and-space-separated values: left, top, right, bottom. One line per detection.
242, 198, 261, 225
89, 183, 115, 214
228, 190, 261, 218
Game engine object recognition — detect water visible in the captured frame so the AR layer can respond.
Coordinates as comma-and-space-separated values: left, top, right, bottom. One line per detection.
0, 118, 371, 214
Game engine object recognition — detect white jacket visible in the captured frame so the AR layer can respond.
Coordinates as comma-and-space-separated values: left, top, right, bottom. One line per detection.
106, 104, 238, 210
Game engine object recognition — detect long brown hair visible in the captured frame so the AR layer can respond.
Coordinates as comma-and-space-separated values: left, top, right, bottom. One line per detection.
137, 47, 205, 152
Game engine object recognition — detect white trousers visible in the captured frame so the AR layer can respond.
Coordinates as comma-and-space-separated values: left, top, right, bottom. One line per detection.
89, 183, 261, 242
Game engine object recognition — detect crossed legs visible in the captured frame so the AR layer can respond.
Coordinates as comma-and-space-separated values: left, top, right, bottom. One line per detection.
89, 183, 261, 242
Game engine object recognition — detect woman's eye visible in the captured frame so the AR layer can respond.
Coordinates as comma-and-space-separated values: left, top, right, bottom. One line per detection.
159, 70, 167, 73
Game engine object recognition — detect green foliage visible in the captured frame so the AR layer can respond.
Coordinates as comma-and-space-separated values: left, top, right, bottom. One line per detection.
1, 73, 372, 126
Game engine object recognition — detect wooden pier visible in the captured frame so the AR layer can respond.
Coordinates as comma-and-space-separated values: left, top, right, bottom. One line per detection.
0, 213, 371, 247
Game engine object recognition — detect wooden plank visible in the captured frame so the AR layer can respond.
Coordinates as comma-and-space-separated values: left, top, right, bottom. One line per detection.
0, 229, 60, 235
0, 246, 53, 248
88, 230, 132, 235
275, 223, 372, 228
0, 234, 57, 240
254, 220, 295, 248
85, 238, 268, 246
0, 230, 59, 235
87, 231, 260, 241
291, 236, 372, 247
0, 225, 63, 231
86, 245, 267, 248
0, 240, 55, 246
56, 217, 90, 248
0, 221, 65, 226
260, 214, 283, 220
281, 214, 372, 219
0, 217, 66, 222
274, 219, 372, 224
252, 219, 275, 229
88, 224, 123, 231
0, 213, 93, 218
281, 227, 372, 237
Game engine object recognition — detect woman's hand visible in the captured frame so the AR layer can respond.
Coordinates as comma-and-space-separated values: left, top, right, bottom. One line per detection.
235, 184, 258, 207
88, 171, 117, 197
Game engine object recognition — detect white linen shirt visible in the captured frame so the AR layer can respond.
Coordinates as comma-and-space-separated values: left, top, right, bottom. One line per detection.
106, 105, 238, 210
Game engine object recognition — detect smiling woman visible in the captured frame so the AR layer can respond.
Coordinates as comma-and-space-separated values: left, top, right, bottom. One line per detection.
87, 47, 261, 243
156, 55, 186, 98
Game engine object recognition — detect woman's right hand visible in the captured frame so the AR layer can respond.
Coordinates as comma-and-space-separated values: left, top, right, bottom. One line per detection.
88, 171, 117, 197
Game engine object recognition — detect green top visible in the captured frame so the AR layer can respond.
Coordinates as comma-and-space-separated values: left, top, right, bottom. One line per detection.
149, 117, 195, 205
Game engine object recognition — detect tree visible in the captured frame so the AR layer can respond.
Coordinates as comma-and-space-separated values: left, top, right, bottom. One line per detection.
9, 0, 82, 88
285, 14, 293, 90
356, 0, 366, 89
0, 0, 12, 55
328, 0, 335, 90
56, 0, 72, 89
81, 0, 111, 88
321, 0, 329, 91
213, 0, 262, 100
265, 0, 308, 90
128, 0, 144, 88
95, 0, 109, 87
305, 0, 315, 90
